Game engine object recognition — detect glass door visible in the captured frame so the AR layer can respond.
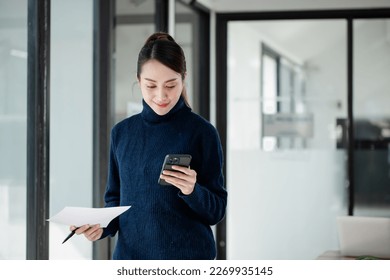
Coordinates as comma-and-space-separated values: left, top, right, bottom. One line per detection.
353, 19, 390, 217
226, 19, 349, 259
114, 0, 155, 124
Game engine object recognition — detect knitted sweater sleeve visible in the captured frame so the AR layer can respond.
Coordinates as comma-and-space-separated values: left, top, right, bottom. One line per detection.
100, 128, 121, 239
179, 125, 227, 225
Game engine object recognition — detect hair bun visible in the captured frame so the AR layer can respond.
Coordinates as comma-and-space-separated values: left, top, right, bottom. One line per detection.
145, 32, 175, 45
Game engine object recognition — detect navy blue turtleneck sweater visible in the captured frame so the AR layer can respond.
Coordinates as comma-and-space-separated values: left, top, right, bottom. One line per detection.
100, 97, 227, 260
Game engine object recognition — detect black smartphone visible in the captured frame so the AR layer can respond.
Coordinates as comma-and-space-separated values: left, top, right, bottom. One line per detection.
158, 154, 192, 185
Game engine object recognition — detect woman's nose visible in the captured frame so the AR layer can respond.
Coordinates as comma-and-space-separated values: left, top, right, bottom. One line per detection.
156, 88, 168, 100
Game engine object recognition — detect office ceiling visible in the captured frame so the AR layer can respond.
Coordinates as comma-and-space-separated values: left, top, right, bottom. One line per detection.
239, 19, 346, 62
197, 0, 390, 63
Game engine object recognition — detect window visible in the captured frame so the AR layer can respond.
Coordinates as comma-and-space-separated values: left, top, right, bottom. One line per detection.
261, 44, 309, 151
0, 0, 28, 259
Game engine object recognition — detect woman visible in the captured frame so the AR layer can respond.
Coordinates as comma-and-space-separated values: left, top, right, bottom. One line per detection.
73, 32, 227, 260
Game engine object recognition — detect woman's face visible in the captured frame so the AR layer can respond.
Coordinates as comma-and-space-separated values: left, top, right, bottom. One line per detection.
138, 59, 184, 116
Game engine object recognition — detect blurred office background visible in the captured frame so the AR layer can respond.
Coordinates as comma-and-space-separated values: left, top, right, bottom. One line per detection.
1, 0, 390, 260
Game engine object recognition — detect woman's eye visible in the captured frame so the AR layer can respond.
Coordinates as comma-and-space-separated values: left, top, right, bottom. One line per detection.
166, 85, 176, 89
146, 85, 156, 89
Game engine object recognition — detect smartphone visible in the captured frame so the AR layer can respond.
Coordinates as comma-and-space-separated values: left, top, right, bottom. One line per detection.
158, 154, 192, 185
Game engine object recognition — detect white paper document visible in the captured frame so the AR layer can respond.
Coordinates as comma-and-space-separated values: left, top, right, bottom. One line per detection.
47, 206, 131, 228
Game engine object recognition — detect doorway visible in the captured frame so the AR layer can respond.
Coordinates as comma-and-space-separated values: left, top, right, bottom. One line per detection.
216, 10, 390, 260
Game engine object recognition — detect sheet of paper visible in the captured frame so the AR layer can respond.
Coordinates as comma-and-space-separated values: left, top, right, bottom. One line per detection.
47, 206, 131, 228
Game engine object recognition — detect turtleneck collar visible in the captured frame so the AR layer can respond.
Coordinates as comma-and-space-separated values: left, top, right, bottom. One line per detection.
141, 96, 190, 124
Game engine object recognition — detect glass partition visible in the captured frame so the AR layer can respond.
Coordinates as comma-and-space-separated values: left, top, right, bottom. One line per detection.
0, 0, 28, 260
227, 20, 348, 259
49, 0, 94, 259
114, 0, 155, 124
175, 1, 195, 112
353, 19, 390, 217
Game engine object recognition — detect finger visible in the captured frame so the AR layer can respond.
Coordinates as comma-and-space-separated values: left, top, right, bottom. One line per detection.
86, 226, 102, 240
163, 169, 196, 181
84, 224, 100, 236
161, 172, 196, 187
162, 176, 194, 195
171, 167, 197, 181
88, 228, 103, 241
162, 170, 185, 180
171, 165, 192, 174
75, 224, 90, 234
162, 169, 182, 176
160, 174, 190, 187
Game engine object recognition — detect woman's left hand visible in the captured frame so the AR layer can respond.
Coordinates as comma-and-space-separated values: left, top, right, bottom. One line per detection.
160, 165, 197, 195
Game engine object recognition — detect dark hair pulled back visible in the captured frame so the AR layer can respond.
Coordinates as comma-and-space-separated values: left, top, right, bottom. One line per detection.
137, 32, 190, 107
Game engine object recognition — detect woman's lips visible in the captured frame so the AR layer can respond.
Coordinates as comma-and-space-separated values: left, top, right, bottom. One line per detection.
156, 102, 169, 108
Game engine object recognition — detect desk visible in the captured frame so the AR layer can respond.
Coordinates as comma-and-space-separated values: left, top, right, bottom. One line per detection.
317, 250, 386, 260
317, 250, 356, 260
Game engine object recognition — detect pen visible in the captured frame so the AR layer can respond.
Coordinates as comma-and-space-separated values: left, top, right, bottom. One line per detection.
62, 227, 80, 244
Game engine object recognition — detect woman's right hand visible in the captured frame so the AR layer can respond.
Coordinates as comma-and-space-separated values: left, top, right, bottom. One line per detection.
70, 224, 103, 241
